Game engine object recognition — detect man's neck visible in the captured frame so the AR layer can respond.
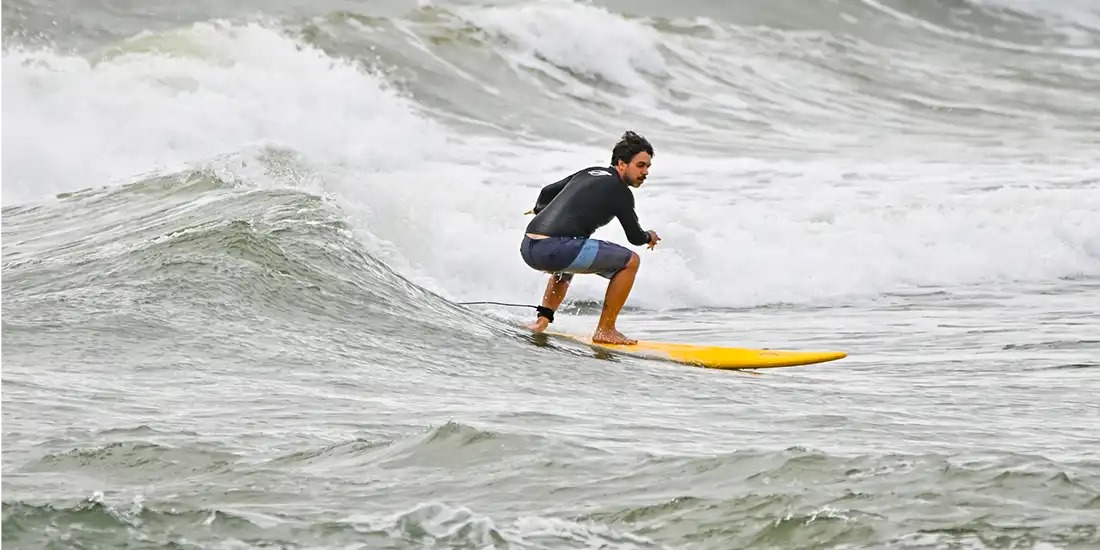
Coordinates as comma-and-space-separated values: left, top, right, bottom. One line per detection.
612, 165, 627, 182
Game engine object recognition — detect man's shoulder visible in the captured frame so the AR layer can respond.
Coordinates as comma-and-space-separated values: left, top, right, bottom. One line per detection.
579, 166, 615, 178
555, 165, 618, 189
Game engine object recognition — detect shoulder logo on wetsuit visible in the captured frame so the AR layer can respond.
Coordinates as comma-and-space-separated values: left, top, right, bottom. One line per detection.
588, 169, 612, 177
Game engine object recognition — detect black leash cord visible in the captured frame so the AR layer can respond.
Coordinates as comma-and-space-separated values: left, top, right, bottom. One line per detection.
457, 301, 554, 323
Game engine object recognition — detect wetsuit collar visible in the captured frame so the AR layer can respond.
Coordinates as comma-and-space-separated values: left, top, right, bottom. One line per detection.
608, 165, 627, 186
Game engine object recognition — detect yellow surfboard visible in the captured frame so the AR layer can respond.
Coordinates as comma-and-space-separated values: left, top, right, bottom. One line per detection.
546, 331, 847, 370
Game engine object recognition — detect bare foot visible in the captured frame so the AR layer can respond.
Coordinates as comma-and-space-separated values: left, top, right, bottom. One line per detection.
591, 328, 637, 345
526, 317, 549, 333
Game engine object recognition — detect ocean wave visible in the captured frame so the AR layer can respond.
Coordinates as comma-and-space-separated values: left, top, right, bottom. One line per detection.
5, 420, 1099, 549
287, 0, 1100, 148
4, 3, 1099, 313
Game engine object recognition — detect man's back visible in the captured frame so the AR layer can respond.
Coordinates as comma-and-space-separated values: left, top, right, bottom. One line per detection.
525, 166, 649, 245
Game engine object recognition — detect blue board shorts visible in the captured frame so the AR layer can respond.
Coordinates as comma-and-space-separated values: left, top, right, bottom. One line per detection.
520, 235, 633, 281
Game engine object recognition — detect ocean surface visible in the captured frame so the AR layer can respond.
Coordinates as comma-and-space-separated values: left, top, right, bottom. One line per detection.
3, 0, 1100, 548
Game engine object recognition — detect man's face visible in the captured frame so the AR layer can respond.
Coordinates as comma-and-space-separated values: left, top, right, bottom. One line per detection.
618, 152, 651, 187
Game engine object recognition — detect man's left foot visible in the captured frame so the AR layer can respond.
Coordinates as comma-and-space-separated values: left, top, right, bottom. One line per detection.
526, 317, 550, 333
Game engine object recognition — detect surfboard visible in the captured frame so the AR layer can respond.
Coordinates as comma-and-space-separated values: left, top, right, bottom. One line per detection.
544, 331, 847, 369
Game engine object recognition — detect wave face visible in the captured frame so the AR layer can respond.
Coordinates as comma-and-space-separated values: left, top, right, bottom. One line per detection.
4, 1, 1100, 549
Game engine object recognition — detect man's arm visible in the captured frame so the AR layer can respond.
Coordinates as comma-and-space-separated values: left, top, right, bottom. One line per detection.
617, 193, 652, 246
529, 174, 573, 215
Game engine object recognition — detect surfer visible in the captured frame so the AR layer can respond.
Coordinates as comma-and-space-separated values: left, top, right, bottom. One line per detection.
519, 131, 661, 345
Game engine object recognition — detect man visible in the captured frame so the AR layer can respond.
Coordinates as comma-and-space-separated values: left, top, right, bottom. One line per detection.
519, 131, 661, 345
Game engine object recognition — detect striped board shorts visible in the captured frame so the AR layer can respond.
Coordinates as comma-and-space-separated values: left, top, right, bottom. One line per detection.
520, 235, 633, 281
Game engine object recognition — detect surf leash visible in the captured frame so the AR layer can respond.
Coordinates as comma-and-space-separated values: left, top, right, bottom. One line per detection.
456, 301, 554, 323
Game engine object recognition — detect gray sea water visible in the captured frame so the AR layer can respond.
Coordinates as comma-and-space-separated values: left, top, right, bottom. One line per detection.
3, 0, 1100, 548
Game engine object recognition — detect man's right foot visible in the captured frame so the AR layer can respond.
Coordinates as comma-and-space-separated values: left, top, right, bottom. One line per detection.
592, 328, 637, 345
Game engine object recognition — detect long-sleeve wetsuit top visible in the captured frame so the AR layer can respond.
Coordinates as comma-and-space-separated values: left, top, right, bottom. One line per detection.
524, 166, 652, 246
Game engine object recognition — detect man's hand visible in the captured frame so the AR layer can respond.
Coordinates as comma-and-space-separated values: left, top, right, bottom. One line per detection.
645, 230, 661, 250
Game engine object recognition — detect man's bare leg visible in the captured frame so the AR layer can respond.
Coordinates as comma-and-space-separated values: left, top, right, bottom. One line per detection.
592, 253, 640, 345
526, 274, 570, 333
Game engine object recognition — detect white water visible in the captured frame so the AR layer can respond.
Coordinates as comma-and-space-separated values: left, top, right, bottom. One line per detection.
1, 21, 448, 205
458, 0, 670, 92
3, 16, 1099, 313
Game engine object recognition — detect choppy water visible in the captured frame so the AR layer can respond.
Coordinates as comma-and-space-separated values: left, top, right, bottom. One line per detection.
3, 0, 1100, 548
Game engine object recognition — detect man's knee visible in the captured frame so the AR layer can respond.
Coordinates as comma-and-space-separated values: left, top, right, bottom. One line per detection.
627, 252, 640, 269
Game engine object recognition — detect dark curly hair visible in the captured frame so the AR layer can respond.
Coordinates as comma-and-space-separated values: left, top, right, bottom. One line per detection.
610, 131, 654, 166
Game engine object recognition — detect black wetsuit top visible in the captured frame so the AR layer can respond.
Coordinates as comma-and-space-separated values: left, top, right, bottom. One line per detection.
525, 166, 652, 246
